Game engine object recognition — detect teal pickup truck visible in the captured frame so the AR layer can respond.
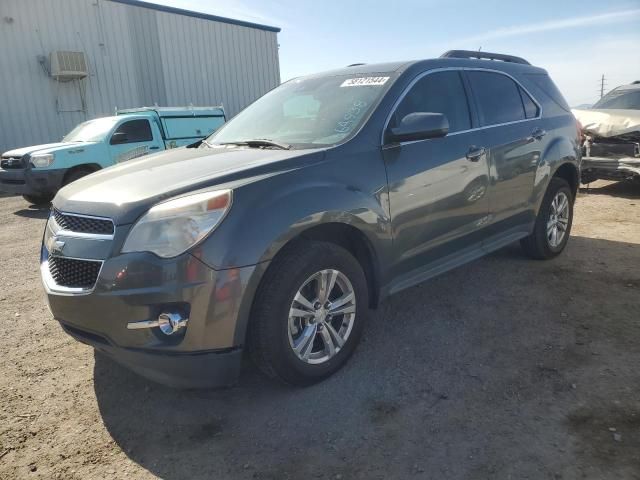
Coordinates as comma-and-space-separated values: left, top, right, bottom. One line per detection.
0, 107, 225, 205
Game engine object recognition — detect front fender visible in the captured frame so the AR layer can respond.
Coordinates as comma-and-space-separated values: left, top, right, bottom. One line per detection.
193, 155, 392, 272
31, 143, 110, 171
54, 143, 111, 170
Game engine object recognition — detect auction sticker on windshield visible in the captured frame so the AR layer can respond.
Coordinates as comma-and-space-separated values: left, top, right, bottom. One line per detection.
341, 77, 389, 87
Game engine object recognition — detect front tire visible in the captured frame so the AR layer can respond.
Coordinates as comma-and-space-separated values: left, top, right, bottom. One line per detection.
63, 167, 93, 186
248, 241, 369, 386
22, 193, 54, 205
521, 177, 574, 259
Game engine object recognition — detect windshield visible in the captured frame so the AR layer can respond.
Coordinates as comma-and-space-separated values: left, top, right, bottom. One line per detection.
63, 117, 120, 142
593, 89, 640, 110
206, 73, 393, 148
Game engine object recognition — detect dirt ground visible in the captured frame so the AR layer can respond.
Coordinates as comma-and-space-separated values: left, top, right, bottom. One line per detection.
1, 180, 639, 480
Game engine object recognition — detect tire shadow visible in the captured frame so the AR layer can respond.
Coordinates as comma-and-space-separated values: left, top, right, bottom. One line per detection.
13, 205, 50, 219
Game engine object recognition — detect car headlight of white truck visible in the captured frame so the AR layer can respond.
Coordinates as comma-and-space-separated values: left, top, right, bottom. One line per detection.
30, 153, 55, 168
122, 189, 233, 258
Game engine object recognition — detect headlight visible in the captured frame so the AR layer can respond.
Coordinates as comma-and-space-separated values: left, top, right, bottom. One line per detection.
122, 189, 232, 258
30, 153, 54, 168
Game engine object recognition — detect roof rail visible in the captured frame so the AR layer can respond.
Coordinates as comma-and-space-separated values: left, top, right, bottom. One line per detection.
347, 63, 366, 67
440, 50, 531, 65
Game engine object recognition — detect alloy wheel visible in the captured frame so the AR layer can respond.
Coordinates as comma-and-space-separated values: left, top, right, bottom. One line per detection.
547, 191, 570, 248
287, 269, 356, 364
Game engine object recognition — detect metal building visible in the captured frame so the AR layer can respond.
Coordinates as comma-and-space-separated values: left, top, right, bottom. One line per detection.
0, 0, 281, 152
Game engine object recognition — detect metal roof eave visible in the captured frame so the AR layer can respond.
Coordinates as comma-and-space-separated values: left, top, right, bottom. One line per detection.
107, 0, 281, 32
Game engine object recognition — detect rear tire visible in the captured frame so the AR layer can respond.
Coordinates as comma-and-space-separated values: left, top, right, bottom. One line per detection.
22, 193, 54, 206
520, 177, 574, 259
248, 241, 369, 386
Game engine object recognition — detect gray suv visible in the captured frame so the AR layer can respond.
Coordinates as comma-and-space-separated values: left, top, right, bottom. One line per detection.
41, 51, 581, 388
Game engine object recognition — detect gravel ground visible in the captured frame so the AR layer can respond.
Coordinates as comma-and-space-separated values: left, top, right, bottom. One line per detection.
1, 180, 639, 480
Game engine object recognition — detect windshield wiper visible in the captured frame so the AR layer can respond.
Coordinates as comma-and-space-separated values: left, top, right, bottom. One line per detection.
219, 139, 291, 150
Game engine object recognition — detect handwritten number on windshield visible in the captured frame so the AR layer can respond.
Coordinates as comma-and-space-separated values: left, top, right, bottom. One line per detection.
335, 100, 368, 133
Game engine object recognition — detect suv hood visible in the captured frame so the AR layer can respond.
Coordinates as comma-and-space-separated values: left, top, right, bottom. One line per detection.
3, 142, 95, 158
573, 108, 640, 140
54, 146, 325, 225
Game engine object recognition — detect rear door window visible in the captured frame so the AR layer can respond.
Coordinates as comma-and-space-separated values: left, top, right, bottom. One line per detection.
390, 70, 471, 133
467, 71, 526, 126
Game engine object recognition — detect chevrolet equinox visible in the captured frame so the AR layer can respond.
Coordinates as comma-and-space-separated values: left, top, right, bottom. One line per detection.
41, 51, 581, 387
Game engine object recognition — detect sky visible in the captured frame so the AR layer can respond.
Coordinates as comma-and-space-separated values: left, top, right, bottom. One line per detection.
155, 0, 640, 107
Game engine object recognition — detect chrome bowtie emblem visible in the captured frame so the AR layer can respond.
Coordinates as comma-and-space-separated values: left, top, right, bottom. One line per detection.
47, 236, 65, 255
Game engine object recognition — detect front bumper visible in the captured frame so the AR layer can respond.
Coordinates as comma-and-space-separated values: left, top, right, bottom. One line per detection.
63, 322, 243, 388
0, 167, 66, 195
581, 156, 640, 182
44, 242, 263, 388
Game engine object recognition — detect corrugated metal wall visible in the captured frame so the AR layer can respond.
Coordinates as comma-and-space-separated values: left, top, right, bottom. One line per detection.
0, 0, 280, 152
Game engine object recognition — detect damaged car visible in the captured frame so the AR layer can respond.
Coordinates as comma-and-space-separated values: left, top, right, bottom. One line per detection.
573, 81, 640, 184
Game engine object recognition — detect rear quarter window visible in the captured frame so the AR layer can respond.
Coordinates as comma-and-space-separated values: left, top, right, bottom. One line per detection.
523, 73, 571, 112
519, 86, 540, 119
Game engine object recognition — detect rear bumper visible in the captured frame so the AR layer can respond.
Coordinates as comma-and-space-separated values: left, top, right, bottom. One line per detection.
0, 167, 66, 195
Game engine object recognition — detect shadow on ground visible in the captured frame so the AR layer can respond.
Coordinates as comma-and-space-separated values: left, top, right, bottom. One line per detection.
5, 194, 51, 219
580, 181, 640, 199
12, 205, 50, 219
94, 236, 640, 479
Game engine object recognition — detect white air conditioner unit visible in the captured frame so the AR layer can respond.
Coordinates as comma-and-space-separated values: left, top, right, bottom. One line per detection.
49, 51, 88, 80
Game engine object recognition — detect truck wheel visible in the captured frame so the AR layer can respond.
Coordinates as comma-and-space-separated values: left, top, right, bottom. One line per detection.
22, 193, 54, 206
63, 168, 93, 186
520, 177, 574, 259
248, 241, 368, 386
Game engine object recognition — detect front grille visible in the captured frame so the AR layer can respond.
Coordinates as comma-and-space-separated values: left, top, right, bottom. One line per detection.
53, 209, 114, 235
0, 157, 24, 169
48, 256, 101, 289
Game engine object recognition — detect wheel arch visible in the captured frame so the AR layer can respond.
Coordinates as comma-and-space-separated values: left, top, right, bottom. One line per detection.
62, 163, 101, 185
533, 135, 580, 213
233, 220, 383, 348
286, 222, 381, 309
552, 162, 579, 198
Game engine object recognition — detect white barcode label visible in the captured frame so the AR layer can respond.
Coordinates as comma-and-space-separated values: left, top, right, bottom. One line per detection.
340, 76, 389, 87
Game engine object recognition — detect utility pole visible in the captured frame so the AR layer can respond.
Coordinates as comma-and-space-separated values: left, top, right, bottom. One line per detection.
599, 74, 607, 98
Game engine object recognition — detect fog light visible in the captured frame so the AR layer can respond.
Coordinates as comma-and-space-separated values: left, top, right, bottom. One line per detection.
126, 312, 188, 335
157, 312, 188, 335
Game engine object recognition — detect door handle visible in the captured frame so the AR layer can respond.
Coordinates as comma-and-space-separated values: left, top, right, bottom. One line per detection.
530, 128, 547, 141
466, 145, 486, 162
149, 146, 160, 150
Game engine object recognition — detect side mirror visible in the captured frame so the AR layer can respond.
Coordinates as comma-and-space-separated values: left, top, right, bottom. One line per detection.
110, 132, 129, 145
386, 112, 449, 144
